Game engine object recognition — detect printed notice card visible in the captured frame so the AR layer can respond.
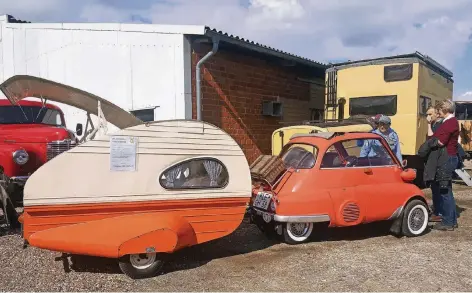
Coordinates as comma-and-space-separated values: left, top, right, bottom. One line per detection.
110, 136, 137, 171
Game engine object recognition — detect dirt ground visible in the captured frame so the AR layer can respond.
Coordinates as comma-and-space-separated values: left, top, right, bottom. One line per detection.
1, 184, 472, 292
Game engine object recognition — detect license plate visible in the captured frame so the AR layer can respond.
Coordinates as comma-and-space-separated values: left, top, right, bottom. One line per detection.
253, 192, 272, 210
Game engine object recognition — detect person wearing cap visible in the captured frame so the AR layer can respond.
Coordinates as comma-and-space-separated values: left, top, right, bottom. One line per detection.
360, 115, 403, 162
356, 114, 381, 147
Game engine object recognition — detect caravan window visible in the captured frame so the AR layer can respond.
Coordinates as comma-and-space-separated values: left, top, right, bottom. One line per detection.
349, 95, 397, 116
384, 64, 413, 82
159, 158, 229, 189
419, 96, 432, 116
455, 103, 472, 120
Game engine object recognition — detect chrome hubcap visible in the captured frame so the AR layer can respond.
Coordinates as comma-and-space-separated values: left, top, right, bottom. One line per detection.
409, 207, 425, 231
288, 223, 310, 237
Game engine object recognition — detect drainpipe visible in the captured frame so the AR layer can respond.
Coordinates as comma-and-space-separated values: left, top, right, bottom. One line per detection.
196, 37, 219, 121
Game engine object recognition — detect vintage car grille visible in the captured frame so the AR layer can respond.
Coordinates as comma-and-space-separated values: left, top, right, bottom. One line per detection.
342, 202, 360, 223
46, 140, 76, 161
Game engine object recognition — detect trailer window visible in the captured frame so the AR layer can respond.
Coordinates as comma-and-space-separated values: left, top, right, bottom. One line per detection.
349, 95, 397, 116
455, 103, 472, 120
419, 96, 432, 116
384, 64, 413, 82
159, 158, 229, 189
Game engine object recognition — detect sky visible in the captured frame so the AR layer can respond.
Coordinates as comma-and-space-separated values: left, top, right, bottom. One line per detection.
1, 0, 471, 99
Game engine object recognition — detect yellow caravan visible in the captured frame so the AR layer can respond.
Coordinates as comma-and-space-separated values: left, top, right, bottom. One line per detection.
271, 117, 373, 156
324, 51, 453, 168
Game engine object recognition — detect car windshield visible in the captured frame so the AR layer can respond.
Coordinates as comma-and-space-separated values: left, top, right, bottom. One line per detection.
280, 143, 318, 169
0, 105, 64, 126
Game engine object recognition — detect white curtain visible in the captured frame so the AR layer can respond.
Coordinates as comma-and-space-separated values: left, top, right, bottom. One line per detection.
165, 166, 182, 188
203, 160, 223, 187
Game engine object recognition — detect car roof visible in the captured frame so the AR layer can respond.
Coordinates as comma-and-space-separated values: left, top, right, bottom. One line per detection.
0, 98, 62, 110
289, 131, 382, 147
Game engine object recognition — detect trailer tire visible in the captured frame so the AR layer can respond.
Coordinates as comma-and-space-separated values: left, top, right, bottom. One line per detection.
118, 253, 166, 279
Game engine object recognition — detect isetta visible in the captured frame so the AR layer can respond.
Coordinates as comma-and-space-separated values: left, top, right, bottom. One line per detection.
249, 132, 429, 244
0, 75, 252, 279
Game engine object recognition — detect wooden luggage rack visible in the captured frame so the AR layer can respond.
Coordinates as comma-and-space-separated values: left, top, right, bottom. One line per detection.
250, 155, 287, 188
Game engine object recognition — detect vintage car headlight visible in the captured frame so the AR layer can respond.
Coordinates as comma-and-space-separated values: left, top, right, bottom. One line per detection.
12, 149, 29, 165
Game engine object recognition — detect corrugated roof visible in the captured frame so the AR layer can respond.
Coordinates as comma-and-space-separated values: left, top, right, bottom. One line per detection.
204, 27, 327, 70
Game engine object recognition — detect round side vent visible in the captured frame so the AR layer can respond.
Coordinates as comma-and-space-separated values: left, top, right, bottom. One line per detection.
342, 202, 360, 223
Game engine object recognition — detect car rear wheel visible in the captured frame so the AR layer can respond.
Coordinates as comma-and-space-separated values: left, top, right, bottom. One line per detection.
283, 222, 314, 244
118, 253, 166, 279
401, 199, 429, 237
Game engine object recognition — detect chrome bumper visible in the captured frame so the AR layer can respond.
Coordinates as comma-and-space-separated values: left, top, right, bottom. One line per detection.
250, 207, 330, 223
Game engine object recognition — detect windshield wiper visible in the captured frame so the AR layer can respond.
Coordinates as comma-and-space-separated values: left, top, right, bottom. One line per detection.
34, 96, 48, 123
15, 103, 28, 122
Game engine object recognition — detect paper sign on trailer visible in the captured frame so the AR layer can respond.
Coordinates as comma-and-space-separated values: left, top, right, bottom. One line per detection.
110, 136, 138, 171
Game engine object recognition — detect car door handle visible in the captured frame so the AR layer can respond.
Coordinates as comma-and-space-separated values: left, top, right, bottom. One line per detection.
363, 167, 373, 174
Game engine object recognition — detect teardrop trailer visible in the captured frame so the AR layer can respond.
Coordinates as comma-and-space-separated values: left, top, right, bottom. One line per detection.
249, 131, 430, 244
1, 75, 252, 279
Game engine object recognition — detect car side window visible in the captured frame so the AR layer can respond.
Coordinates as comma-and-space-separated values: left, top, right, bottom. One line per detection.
357, 138, 396, 166
320, 139, 396, 168
320, 145, 343, 168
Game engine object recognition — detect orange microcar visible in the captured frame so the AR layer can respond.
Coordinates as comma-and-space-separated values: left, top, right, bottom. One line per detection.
249, 132, 429, 244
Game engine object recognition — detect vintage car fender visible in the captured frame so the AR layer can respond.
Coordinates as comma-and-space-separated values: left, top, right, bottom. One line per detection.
27, 212, 197, 258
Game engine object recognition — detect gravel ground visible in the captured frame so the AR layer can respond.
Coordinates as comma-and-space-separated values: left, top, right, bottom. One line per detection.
1, 184, 472, 292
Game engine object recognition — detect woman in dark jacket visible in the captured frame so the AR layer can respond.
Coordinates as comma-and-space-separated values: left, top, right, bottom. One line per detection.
431, 99, 460, 231
425, 106, 443, 221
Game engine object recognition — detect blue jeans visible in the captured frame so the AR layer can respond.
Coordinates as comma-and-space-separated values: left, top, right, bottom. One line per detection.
430, 180, 442, 216
440, 155, 458, 227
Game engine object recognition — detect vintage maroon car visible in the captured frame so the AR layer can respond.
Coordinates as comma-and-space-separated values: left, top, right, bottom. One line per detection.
0, 99, 79, 226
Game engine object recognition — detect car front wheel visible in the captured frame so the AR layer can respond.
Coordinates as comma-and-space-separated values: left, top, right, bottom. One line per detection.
401, 199, 429, 237
283, 222, 314, 244
118, 253, 166, 279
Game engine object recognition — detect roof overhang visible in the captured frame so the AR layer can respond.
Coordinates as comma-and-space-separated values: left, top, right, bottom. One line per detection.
0, 75, 143, 129
201, 27, 327, 71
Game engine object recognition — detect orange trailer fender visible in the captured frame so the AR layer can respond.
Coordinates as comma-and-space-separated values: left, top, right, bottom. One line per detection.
28, 212, 197, 258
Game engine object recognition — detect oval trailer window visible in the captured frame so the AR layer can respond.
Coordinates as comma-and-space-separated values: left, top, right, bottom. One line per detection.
159, 158, 229, 189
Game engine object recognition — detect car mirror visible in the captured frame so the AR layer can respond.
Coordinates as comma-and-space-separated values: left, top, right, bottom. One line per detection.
76, 123, 83, 136
400, 168, 416, 182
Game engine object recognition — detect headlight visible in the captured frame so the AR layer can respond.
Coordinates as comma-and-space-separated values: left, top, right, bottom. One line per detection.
12, 149, 29, 165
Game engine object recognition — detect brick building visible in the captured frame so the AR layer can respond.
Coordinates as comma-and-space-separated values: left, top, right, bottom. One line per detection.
190, 30, 326, 162
0, 16, 327, 163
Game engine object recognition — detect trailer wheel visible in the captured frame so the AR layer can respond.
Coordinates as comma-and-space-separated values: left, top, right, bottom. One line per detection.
118, 253, 166, 279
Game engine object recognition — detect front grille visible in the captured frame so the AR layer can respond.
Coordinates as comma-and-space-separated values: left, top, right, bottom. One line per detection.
46, 140, 76, 161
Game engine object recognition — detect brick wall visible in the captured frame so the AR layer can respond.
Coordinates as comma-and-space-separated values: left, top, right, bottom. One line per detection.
191, 43, 323, 163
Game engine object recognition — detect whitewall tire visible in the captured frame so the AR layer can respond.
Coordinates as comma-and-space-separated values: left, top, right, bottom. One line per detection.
283, 222, 314, 244
401, 199, 429, 237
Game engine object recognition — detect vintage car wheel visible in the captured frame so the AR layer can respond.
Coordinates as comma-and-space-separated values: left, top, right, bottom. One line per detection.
401, 199, 429, 237
283, 222, 314, 244
118, 253, 166, 279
